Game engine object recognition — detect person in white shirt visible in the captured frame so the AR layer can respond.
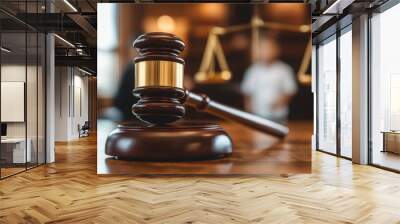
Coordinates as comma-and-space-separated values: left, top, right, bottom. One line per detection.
241, 35, 298, 124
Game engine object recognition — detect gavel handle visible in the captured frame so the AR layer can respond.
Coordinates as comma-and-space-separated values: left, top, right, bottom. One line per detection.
184, 90, 289, 138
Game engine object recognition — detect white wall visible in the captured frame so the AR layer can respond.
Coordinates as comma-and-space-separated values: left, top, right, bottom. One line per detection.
55, 67, 69, 141
72, 73, 89, 138
1, 65, 38, 138
1, 65, 26, 139
55, 67, 89, 141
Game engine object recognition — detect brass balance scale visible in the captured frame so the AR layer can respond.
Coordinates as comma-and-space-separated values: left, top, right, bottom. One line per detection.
194, 11, 312, 85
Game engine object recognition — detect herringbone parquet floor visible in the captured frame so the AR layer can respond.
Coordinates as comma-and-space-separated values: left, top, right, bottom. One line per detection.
1, 123, 400, 224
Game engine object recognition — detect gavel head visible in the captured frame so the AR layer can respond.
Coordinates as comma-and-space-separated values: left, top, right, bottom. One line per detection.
132, 32, 186, 125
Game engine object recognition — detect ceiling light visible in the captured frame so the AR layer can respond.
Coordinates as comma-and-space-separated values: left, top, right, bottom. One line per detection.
78, 67, 92, 76
323, 0, 354, 15
1, 47, 11, 53
54, 34, 75, 48
63, 0, 78, 12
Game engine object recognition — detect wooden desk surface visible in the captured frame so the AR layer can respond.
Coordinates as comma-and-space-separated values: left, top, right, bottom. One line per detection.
97, 120, 311, 175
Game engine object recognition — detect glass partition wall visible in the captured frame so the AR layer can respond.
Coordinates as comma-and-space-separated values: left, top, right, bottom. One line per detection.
315, 25, 352, 159
370, 3, 400, 171
0, 3, 46, 179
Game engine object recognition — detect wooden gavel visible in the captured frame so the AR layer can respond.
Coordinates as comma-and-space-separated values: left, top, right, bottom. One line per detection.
131, 32, 289, 138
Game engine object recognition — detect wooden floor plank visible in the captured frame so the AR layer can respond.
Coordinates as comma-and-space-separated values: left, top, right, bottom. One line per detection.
1, 122, 400, 223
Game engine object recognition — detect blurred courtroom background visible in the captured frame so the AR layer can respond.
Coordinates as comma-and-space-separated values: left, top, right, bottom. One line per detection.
97, 3, 311, 122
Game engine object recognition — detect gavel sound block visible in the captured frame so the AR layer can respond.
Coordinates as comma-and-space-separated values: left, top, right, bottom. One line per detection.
105, 32, 288, 161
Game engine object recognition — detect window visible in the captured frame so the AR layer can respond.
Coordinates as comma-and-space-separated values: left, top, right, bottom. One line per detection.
370, 3, 400, 171
317, 36, 337, 154
339, 28, 352, 158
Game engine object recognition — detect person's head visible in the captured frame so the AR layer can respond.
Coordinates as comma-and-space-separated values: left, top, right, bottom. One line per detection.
258, 34, 281, 64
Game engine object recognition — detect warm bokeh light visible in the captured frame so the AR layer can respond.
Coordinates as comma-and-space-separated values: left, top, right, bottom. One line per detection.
198, 4, 227, 21
157, 15, 176, 32
143, 16, 188, 48
264, 4, 308, 24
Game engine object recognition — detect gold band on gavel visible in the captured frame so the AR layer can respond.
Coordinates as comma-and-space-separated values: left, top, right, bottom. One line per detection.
135, 60, 184, 88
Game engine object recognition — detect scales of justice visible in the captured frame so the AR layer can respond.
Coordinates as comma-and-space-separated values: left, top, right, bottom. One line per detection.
105, 12, 311, 161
